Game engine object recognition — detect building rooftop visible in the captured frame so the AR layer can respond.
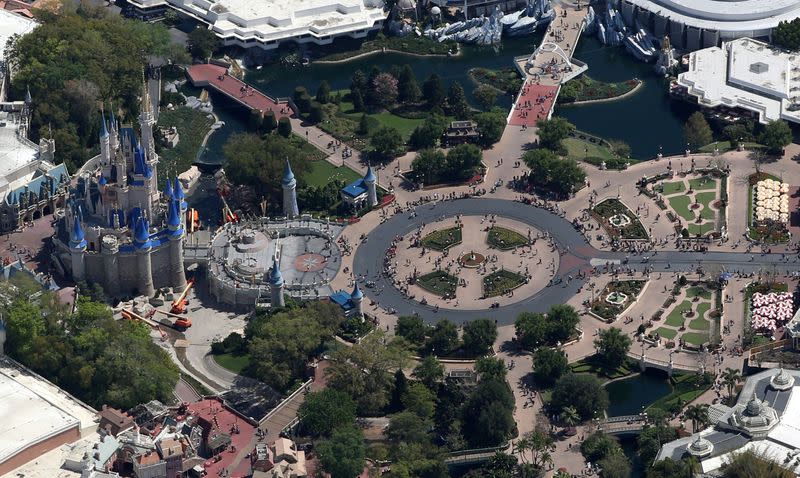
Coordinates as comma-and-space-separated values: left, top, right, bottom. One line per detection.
0, 111, 38, 191
1, 432, 117, 478
341, 178, 368, 199
0, 357, 96, 467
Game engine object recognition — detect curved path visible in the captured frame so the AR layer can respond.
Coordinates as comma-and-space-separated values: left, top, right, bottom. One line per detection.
353, 198, 798, 325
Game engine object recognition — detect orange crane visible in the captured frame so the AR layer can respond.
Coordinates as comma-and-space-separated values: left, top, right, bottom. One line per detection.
121, 308, 169, 339
170, 278, 195, 314
153, 309, 192, 330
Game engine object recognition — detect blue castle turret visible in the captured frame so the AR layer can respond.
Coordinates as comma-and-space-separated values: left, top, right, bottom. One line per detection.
282, 160, 299, 218
351, 282, 364, 317
269, 256, 285, 307
164, 176, 173, 199
173, 177, 186, 211
69, 212, 87, 281
364, 165, 378, 207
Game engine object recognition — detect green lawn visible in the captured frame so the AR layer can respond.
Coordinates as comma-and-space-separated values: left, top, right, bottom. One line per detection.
682, 332, 709, 346
303, 160, 362, 188
421, 227, 463, 251
668, 196, 694, 221
417, 270, 458, 297
686, 286, 712, 300
655, 327, 678, 340
483, 270, 526, 298
563, 137, 615, 161
661, 181, 686, 195
688, 318, 711, 331
697, 141, 766, 154
648, 373, 711, 412
487, 226, 529, 250
688, 176, 717, 191
213, 353, 250, 374
696, 302, 711, 319
688, 223, 715, 236
695, 192, 718, 220
156, 106, 214, 187
665, 300, 692, 327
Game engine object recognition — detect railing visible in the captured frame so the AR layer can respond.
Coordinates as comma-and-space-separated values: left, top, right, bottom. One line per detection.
259, 378, 313, 425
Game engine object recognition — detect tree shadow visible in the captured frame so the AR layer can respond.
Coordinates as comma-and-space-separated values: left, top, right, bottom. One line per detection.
499, 338, 529, 357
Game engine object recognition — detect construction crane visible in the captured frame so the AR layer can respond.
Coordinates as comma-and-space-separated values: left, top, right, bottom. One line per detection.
171, 278, 195, 315
121, 308, 169, 339
153, 309, 192, 330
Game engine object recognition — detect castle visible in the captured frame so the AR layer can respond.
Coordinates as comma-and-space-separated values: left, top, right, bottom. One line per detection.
53, 82, 186, 298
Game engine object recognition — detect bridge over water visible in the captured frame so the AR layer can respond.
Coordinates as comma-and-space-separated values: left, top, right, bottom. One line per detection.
598, 414, 648, 436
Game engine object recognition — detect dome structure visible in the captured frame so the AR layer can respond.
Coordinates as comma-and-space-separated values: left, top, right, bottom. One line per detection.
770, 368, 794, 391
268, 257, 283, 286
687, 435, 714, 458
351, 282, 363, 300
431, 5, 441, 15
728, 392, 779, 438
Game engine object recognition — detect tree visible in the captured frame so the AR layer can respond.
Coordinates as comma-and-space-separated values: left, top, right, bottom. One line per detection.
390, 369, 409, 412
277, 117, 292, 137
317, 425, 366, 478
722, 449, 795, 478
759, 119, 792, 154
357, 113, 371, 135
447, 82, 470, 119
722, 123, 751, 149
580, 432, 622, 462
684, 403, 710, 433
547, 304, 580, 344
720, 367, 741, 400
423, 74, 445, 107
598, 452, 632, 478
608, 139, 631, 159
293, 86, 311, 112
398, 65, 421, 103
683, 111, 712, 151
515, 312, 548, 350
298, 389, 356, 437
594, 327, 632, 371
475, 356, 507, 381
473, 85, 498, 111
370, 126, 404, 161
409, 114, 447, 150
413, 356, 445, 390
350, 70, 368, 95
396, 315, 428, 345
774, 18, 800, 51
387, 411, 433, 444
462, 319, 497, 355
475, 110, 506, 147
307, 101, 327, 123
411, 149, 446, 185
462, 378, 516, 447
402, 383, 436, 418
262, 111, 277, 133
560, 405, 580, 427
446, 144, 483, 181
426, 319, 459, 355
371, 72, 399, 109
523, 149, 586, 198
550, 374, 609, 420
515, 431, 554, 468
316, 80, 332, 104
532, 347, 568, 386
536, 117, 575, 152
187, 26, 219, 60
646, 457, 698, 478
351, 89, 365, 112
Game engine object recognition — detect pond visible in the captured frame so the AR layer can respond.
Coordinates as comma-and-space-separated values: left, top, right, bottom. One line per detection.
605, 371, 672, 417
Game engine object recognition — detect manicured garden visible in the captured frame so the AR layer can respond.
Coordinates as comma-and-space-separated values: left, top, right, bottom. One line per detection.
558, 75, 641, 103
303, 160, 362, 188
483, 269, 527, 298
590, 280, 647, 321
592, 199, 648, 240
647, 372, 713, 413
650, 282, 716, 347
421, 226, 463, 251
487, 226, 528, 250
656, 174, 721, 238
318, 34, 456, 62
213, 352, 250, 374
569, 357, 637, 381
469, 67, 524, 95
416, 270, 459, 297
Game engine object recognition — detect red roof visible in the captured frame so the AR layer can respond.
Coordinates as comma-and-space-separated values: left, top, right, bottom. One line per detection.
187, 398, 256, 478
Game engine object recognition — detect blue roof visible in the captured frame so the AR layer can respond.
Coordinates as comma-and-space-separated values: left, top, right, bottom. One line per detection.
364, 166, 376, 183
134, 217, 151, 247
69, 215, 86, 249
351, 283, 363, 300
282, 160, 295, 186
268, 257, 283, 285
173, 177, 185, 200
133, 148, 152, 178
167, 199, 181, 230
341, 179, 367, 198
164, 177, 173, 198
330, 291, 355, 311
98, 174, 107, 186
100, 115, 108, 139
6, 163, 69, 207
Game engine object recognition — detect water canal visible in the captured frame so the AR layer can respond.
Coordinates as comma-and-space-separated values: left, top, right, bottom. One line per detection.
604, 371, 673, 417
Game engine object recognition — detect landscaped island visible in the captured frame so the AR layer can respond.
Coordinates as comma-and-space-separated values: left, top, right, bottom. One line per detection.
558, 75, 642, 104
469, 67, 523, 95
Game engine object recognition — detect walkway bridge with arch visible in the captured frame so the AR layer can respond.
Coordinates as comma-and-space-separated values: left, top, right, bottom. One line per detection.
598, 415, 648, 436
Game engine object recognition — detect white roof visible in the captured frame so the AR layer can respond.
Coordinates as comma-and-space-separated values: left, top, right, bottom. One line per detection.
624, 0, 800, 35
1, 433, 110, 478
0, 111, 38, 196
0, 358, 97, 468
0, 9, 36, 62
767, 388, 800, 449
677, 38, 800, 125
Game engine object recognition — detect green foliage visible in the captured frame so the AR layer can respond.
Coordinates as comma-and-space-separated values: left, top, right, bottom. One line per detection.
245, 301, 343, 392
4, 7, 172, 169
411, 144, 482, 184
475, 356, 508, 382
536, 117, 576, 152
447, 82, 470, 119
473, 85, 498, 111
550, 374, 609, 420
298, 389, 356, 437
308, 101, 327, 123
278, 117, 292, 137
351, 89, 365, 112
774, 18, 800, 50
396, 315, 428, 345
646, 457, 698, 478
5, 297, 177, 409
721, 449, 795, 478
523, 149, 586, 198
580, 432, 622, 462
398, 65, 421, 104
388, 411, 434, 444
412, 356, 445, 390
475, 109, 506, 147
759, 119, 792, 154
409, 114, 447, 149
684, 112, 712, 151
423, 74, 445, 107
462, 319, 497, 356
722, 123, 753, 148
515, 304, 580, 350
598, 452, 632, 478
403, 383, 436, 418
369, 126, 405, 161
532, 347, 568, 386
462, 377, 516, 447
187, 26, 219, 60
593, 327, 632, 370
316, 80, 332, 104
317, 425, 366, 478
638, 425, 678, 466
426, 319, 459, 356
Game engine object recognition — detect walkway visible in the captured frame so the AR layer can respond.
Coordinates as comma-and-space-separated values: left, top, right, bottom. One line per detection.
186, 63, 293, 119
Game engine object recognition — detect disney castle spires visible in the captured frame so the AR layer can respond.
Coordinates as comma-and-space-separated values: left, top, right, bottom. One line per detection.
282, 159, 299, 218
57, 80, 186, 298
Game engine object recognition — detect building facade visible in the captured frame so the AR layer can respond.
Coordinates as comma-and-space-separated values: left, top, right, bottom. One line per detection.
53, 82, 187, 298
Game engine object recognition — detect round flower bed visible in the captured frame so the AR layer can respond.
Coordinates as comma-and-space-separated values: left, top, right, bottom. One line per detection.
459, 252, 485, 268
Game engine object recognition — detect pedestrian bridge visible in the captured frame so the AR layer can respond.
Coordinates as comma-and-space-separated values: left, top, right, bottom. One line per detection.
627, 352, 703, 376
598, 415, 647, 436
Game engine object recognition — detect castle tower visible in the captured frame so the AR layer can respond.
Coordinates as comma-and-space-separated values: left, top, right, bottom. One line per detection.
167, 198, 187, 290
133, 217, 155, 297
281, 160, 299, 218
101, 235, 120, 297
364, 165, 378, 208
350, 283, 364, 317
173, 177, 186, 211
268, 256, 284, 307
139, 80, 156, 162
99, 114, 110, 167
0, 318, 6, 355
69, 214, 87, 281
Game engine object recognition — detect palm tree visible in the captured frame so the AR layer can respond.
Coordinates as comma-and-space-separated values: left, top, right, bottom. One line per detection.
561, 406, 580, 427
684, 403, 710, 433
721, 367, 741, 400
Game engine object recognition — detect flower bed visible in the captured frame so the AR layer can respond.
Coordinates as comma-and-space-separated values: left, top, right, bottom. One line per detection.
592, 199, 648, 240
421, 226, 462, 251
590, 280, 646, 321
487, 226, 528, 250
416, 270, 459, 298
483, 269, 527, 298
